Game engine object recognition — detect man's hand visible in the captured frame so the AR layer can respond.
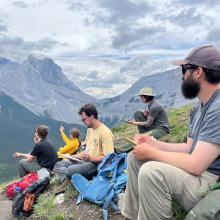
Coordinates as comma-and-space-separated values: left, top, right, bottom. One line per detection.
126, 120, 136, 125
143, 110, 149, 117
133, 143, 152, 160
78, 153, 90, 161
13, 152, 22, 157
134, 134, 154, 145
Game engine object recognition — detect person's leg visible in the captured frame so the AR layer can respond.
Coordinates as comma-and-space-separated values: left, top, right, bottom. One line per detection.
18, 159, 41, 177
184, 190, 220, 220
150, 128, 168, 139
54, 162, 98, 194
66, 161, 98, 180
137, 161, 218, 220
121, 152, 146, 220
134, 111, 149, 134
53, 160, 73, 182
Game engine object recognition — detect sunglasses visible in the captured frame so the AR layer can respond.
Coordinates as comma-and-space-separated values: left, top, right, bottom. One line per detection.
181, 64, 198, 75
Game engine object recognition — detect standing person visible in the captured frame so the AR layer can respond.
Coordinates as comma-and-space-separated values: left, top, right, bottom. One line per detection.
57, 126, 80, 159
127, 87, 169, 139
53, 104, 114, 194
14, 125, 58, 177
122, 45, 220, 220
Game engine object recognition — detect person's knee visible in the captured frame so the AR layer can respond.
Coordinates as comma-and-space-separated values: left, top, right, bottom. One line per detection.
138, 161, 165, 187
134, 111, 142, 119
127, 152, 138, 166
18, 159, 27, 167
53, 161, 62, 171
65, 165, 78, 179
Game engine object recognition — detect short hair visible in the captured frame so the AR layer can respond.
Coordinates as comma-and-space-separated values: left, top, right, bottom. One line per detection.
36, 125, 49, 139
78, 104, 98, 119
202, 68, 220, 84
69, 128, 80, 139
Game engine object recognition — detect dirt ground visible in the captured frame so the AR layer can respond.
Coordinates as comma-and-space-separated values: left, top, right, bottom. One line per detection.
0, 194, 15, 220
1, 183, 124, 220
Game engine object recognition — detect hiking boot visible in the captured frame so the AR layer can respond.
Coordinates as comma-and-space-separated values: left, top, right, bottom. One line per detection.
53, 178, 70, 195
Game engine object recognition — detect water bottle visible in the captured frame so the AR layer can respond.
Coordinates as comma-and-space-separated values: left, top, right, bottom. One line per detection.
14, 186, 21, 198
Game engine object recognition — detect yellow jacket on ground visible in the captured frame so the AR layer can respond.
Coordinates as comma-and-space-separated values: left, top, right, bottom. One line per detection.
57, 131, 80, 158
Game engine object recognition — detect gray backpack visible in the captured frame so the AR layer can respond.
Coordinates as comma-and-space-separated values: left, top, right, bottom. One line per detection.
184, 190, 220, 220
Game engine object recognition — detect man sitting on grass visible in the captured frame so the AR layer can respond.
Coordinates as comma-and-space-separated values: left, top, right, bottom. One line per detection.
127, 87, 169, 139
53, 104, 114, 194
14, 125, 58, 177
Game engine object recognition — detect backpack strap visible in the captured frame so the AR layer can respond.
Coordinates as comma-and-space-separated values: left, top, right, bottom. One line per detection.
101, 155, 125, 219
76, 193, 84, 204
103, 209, 108, 220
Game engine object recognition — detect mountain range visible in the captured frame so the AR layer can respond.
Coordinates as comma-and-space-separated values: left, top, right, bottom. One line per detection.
0, 56, 190, 125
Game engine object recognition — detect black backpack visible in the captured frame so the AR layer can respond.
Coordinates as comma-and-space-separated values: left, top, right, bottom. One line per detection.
12, 177, 50, 218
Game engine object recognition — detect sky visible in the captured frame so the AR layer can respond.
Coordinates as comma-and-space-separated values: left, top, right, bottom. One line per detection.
0, 0, 220, 99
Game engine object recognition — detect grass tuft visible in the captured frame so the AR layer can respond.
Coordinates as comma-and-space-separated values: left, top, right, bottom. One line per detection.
64, 184, 77, 201
33, 194, 64, 220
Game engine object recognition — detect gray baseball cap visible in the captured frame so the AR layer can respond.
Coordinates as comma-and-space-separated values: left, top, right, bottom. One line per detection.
172, 45, 220, 71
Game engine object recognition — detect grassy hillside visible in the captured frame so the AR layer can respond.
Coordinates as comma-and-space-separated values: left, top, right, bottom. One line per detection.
113, 104, 191, 146
0, 104, 191, 220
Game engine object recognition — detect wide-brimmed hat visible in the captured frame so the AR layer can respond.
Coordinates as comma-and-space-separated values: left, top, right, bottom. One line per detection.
137, 87, 156, 96
172, 45, 220, 71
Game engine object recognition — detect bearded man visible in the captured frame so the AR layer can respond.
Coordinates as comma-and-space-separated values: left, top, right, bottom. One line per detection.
122, 45, 220, 220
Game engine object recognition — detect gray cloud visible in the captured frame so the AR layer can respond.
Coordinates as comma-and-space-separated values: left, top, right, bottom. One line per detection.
97, 0, 153, 24
65, 0, 92, 14
112, 23, 165, 50
172, 0, 219, 6
0, 24, 7, 33
12, 1, 29, 8
0, 36, 59, 50
12, 0, 50, 8
65, 0, 86, 10
154, 5, 212, 28
65, 0, 157, 51
0, 35, 62, 61
206, 28, 220, 47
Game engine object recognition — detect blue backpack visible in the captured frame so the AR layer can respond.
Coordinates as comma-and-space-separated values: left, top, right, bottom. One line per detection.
71, 152, 128, 220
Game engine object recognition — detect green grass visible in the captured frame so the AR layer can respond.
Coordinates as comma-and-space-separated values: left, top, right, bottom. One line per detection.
64, 184, 77, 201
161, 105, 191, 143
172, 202, 187, 220
33, 194, 65, 220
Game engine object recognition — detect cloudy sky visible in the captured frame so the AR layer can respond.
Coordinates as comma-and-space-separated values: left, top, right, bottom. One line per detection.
0, 0, 220, 98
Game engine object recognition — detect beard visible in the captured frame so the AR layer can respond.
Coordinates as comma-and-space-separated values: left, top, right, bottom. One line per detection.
181, 75, 200, 99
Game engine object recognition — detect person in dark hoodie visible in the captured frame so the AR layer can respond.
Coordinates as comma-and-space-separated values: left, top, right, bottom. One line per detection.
13, 125, 58, 177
